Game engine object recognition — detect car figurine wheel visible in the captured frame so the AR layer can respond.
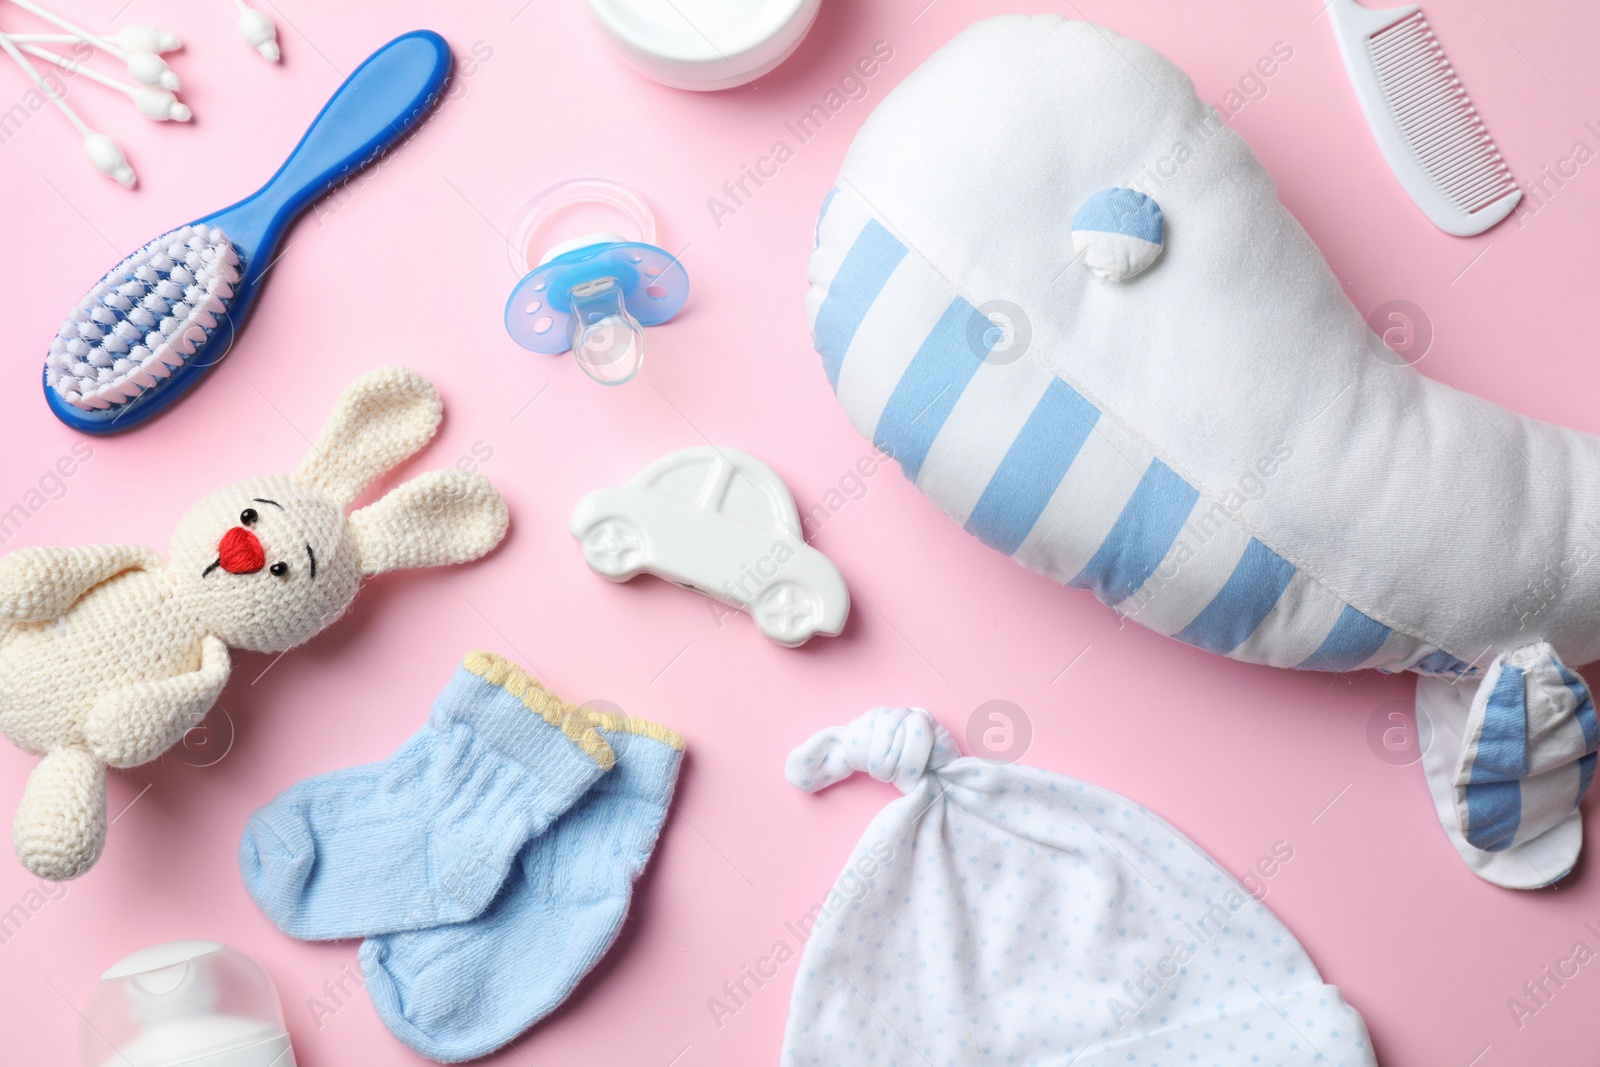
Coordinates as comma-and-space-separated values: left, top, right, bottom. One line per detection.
753, 581, 819, 645
581, 518, 647, 579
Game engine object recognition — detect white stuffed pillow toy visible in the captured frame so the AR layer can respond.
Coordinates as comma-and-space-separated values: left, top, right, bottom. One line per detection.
807, 15, 1599, 889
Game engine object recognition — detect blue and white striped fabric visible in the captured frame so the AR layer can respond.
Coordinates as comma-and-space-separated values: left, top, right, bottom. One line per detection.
1455, 644, 1599, 855
808, 188, 1454, 677
804, 13, 1600, 888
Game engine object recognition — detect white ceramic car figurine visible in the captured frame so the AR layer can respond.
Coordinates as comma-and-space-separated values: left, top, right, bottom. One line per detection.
571, 446, 849, 646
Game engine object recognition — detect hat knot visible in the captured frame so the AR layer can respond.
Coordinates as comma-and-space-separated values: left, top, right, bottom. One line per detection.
785, 707, 958, 794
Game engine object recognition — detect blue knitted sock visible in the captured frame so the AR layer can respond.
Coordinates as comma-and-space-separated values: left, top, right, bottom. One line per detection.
359, 709, 684, 1063
239, 653, 614, 940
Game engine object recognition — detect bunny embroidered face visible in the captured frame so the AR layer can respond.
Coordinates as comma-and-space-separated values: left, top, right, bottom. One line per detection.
0, 365, 510, 881
169, 476, 361, 653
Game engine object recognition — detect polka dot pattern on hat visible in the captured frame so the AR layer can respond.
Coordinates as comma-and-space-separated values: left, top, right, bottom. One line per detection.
781, 709, 1376, 1067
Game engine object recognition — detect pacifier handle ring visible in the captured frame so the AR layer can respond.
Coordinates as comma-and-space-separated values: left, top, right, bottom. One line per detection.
507, 178, 658, 275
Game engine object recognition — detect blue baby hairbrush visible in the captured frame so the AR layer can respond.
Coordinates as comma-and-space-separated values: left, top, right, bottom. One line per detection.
44, 30, 452, 434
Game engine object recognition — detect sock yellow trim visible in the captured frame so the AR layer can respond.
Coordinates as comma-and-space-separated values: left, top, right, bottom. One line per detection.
462, 651, 615, 770
572, 704, 686, 752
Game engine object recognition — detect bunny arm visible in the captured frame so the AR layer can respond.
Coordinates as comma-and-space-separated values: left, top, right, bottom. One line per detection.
0, 544, 162, 623
85, 635, 231, 768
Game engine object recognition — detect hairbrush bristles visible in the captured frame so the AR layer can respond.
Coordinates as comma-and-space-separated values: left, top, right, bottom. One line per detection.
47, 224, 238, 411
1367, 12, 1518, 216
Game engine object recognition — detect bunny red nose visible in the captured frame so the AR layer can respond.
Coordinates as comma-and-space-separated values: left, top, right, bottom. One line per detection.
218, 527, 265, 575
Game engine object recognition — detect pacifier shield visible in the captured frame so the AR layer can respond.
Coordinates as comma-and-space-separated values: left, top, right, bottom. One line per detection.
504, 241, 689, 356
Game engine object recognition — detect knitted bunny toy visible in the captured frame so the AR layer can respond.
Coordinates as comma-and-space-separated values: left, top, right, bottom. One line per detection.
0, 366, 509, 881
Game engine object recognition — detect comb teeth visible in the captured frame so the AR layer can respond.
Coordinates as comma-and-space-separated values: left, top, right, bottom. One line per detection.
1367, 12, 1518, 215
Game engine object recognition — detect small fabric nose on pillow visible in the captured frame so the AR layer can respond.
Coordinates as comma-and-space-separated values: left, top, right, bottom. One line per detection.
785, 706, 959, 794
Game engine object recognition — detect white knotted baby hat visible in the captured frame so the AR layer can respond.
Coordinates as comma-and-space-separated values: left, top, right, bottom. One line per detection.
781, 708, 1376, 1066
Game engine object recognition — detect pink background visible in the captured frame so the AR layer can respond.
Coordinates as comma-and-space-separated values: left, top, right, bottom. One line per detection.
1, 0, 1597, 1063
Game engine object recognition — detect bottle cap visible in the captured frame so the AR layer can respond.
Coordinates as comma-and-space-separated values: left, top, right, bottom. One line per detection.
80, 941, 296, 1067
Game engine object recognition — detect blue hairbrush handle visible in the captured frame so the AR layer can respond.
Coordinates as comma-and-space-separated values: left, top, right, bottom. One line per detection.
204, 30, 453, 260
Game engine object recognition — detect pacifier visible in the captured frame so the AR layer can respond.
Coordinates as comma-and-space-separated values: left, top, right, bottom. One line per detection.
504, 178, 689, 386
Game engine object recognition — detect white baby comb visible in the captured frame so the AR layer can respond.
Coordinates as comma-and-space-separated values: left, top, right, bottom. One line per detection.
1328, 0, 1521, 236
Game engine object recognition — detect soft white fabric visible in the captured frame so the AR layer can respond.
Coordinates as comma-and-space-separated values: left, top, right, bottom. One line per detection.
782, 708, 1377, 1067
807, 14, 1600, 667
785, 704, 958, 793
805, 13, 1600, 887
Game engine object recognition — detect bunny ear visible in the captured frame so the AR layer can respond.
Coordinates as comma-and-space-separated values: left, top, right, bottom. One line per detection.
294, 366, 444, 508
348, 469, 509, 576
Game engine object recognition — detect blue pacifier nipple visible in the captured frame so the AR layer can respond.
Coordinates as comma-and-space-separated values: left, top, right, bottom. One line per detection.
503, 180, 689, 386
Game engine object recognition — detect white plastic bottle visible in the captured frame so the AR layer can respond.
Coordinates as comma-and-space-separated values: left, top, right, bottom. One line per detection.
79, 941, 298, 1067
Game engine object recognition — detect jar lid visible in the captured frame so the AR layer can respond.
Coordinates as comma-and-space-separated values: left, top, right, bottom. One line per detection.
586, 0, 821, 91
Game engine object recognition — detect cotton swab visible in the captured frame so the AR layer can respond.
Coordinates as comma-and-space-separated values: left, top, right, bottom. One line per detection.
7, 0, 180, 89
234, 0, 280, 62
114, 24, 182, 54
19, 43, 191, 121
6, 26, 183, 53
0, 30, 135, 186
